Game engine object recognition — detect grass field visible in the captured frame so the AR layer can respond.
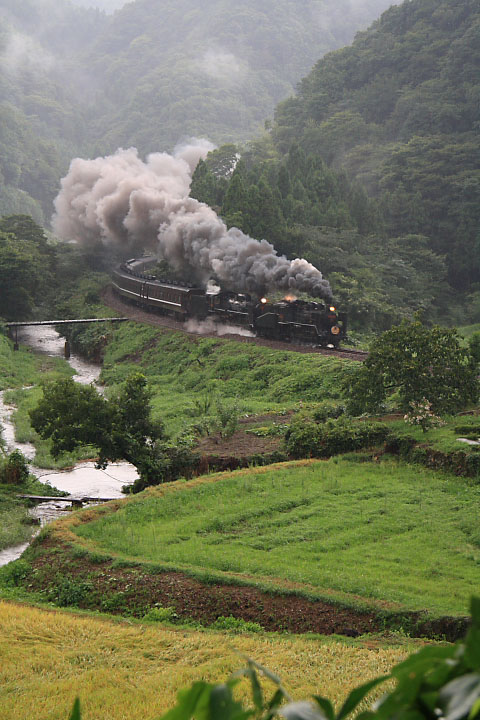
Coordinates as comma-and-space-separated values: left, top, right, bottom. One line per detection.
73, 459, 480, 617
99, 323, 354, 436
0, 600, 417, 720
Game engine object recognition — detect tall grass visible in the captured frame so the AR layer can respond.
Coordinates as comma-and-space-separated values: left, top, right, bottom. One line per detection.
0, 498, 33, 550
0, 600, 415, 720
76, 458, 480, 616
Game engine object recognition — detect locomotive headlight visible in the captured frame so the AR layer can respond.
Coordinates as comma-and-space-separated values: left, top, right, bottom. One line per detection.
260, 297, 268, 304
331, 325, 341, 335
329, 306, 336, 312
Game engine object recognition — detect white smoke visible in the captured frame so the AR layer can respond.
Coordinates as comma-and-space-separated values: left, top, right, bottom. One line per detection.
1, 30, 55, 75
53, 142, 332, 299
184, 318, 254, 338
199, 49, 248, 86
173, 137, 217, 173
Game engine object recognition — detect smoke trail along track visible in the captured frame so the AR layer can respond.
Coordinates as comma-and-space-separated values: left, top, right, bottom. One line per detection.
53, 144, 332, 300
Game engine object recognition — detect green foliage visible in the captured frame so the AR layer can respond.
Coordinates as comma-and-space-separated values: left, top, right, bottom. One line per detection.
0, 450, 30, 485
215, 397, 243, 439
347, 319, 478, 415
143, 606, 179, 623
0, 559, 32, 587
211, 616, 263, 634
271, 0, 480, 301
285, 416, 389, 459
52, 574, 93, 607
0, 215, 55, 320
29, 372, 193, 490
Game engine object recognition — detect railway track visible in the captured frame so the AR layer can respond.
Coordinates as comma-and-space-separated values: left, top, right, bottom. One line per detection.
102, 286, 368, 361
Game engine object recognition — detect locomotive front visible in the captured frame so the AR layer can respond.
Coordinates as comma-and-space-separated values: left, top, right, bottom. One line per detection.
254, 297, 347, 347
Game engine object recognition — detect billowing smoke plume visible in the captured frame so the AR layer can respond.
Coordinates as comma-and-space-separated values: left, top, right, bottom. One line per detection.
53, 143, 332, 300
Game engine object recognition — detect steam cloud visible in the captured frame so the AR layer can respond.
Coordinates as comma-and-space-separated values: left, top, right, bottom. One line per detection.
53, 142, 332, 300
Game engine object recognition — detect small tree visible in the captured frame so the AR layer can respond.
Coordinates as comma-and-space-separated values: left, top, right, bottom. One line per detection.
0, 450, 30, 485
29, 373, 180, 490
346, 318, 478, 415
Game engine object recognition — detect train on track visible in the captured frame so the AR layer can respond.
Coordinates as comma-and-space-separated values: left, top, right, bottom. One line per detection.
112, 256, 347, 348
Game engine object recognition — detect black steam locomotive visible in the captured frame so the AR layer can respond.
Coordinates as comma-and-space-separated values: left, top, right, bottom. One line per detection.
112, 256, 347, 348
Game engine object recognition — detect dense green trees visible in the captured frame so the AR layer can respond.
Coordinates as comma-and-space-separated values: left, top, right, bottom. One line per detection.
346, 318, 478, 415
0, 215, 54, 320
270, 0, 480, 297
0, 0, 394, 219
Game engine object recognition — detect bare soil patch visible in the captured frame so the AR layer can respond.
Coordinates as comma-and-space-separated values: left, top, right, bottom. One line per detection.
25, 538, 468, 641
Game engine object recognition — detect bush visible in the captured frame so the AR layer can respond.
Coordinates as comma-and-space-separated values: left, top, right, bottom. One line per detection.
211, 616, 263, 633
312, 402, 346, 423
143, 606, 178, 623
285, 416, 390, 459
0, 450, 30, 485
0, 558, 31, 586
52, 575, 94, 607
384, 433, 417, 456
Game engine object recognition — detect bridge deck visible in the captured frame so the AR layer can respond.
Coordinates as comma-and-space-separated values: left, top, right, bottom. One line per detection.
18, 494, 117, 503
6, 318, 129, 328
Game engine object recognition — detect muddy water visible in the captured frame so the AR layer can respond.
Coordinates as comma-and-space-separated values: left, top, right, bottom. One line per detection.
0, 326, 138, 566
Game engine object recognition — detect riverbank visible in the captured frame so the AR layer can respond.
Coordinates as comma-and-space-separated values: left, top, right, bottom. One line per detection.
0, 327, 137, 566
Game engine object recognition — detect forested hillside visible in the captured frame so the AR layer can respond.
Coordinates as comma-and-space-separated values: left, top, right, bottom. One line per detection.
0, 0, 394, 222
0, 0, 107, 221
83, 0, 394, 154
271, 0, 480, 296
191, 0, 480, 328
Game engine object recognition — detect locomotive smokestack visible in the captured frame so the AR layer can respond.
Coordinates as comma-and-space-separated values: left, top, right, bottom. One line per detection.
53, 144, 332, 300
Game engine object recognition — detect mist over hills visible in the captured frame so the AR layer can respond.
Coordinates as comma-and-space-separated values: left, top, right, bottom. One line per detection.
271, 0, 480, 293
0, 0, 395, 222
188, 0, 480, 327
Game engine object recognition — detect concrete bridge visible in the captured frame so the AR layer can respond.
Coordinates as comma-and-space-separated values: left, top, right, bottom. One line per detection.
18, 494, 117, 508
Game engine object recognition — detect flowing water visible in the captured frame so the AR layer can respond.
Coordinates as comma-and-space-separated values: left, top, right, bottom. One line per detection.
0, 326, 138, 566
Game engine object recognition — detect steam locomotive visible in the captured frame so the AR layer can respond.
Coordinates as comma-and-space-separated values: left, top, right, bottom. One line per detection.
112, 256, 347, 348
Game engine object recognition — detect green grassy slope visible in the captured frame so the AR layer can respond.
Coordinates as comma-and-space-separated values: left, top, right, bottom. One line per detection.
74, 458, 480, 616
100, 322, 354, 435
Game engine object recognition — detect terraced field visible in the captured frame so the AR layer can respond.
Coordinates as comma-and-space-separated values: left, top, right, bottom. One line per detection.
63, 458, 480, 618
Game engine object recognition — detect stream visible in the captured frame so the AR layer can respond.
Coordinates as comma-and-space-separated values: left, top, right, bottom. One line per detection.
0, 326, 138, 566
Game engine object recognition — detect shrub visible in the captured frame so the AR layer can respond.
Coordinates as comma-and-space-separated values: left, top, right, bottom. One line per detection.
211, 616, 263, 633
0, 559, 31, 586
143, 606, 178, 623
52, 575, 93, 607
285, 416, 390, 459
312, 401, 346, 423
384, 433, 417, 456
0, 450, 30, 485
404, 398, 445, 432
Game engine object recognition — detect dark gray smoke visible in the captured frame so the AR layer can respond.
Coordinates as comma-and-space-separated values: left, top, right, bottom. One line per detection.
53, 145, 332, 300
